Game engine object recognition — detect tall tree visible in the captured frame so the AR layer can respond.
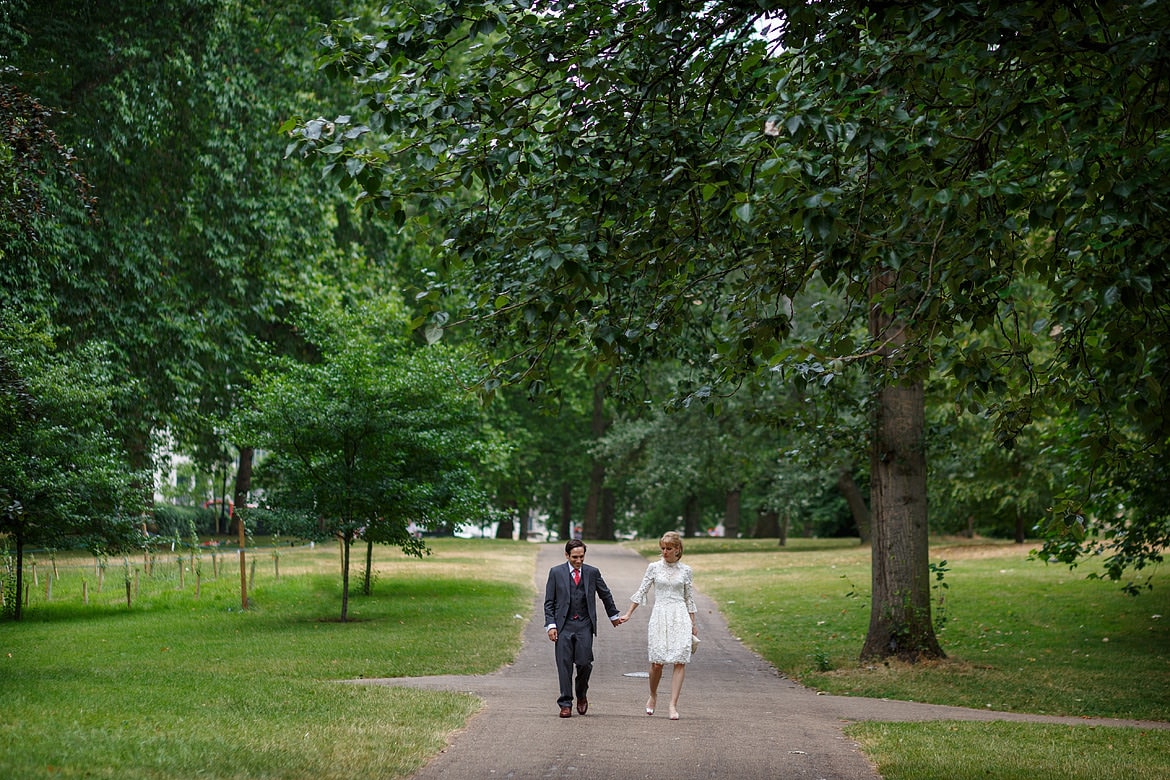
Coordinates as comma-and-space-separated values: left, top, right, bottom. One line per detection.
232, 304, 495, 621
292, 1, 1170, 658
1, 318, 146, 620
597, 365, 789, 540
0, 67, 141, 620
5, 1, 386, 508
483, 369, 597, 541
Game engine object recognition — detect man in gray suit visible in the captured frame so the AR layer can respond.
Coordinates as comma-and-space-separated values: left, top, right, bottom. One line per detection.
544, 539, 624, 717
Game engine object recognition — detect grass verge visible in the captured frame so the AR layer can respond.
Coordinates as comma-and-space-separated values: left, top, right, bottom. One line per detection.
0, 538, 536, 780
627, 536, 1170, 779
846, 721, 1170, 780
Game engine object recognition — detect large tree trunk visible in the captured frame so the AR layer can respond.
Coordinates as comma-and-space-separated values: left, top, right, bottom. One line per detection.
724, 486, 741, 539
581, 381, 609, 539
861, 269, 943, 662
837, 465, 871, 545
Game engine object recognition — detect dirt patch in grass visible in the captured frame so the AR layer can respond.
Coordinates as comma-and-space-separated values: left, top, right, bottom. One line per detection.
825, 656, 996, 678
929, 537, 1039, 560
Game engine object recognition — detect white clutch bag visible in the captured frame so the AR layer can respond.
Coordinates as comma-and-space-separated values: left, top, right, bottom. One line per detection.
691, 635, 700, 654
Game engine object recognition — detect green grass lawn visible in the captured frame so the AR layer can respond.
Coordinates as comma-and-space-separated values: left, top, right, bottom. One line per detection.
653, 537, 1170, 721
1, 538, 535, 780
846, 720, 1170, 780
629, 536, 1170, 780
3, 535, 1168, 779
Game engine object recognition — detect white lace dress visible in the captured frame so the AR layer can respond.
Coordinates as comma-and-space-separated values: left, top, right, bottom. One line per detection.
630, 560, 697, 665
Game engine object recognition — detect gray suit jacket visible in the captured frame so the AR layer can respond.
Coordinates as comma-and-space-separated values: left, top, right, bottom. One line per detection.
543, 562, 620, 636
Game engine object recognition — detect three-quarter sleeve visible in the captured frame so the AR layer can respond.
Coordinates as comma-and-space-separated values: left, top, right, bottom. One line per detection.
683, 565, 697, 613
630, 562, 656, 606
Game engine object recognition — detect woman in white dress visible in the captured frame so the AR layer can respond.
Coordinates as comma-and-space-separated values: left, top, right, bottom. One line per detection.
620, 531, 697, 720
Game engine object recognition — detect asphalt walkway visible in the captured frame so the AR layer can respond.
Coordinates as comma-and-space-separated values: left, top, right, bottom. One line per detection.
350, 543, 1167, 779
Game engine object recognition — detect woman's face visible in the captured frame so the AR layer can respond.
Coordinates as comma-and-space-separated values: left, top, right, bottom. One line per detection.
660, 543, 681, 563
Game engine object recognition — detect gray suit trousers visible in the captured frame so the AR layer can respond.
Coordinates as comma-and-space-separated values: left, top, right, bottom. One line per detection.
555, 615, 594, 707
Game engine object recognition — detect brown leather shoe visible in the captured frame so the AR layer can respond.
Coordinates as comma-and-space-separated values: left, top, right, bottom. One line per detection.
576, 698, 588, 715
559, 706, 572, 718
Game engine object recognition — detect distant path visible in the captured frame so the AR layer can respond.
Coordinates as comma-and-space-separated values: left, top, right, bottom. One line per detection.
349, 544, 1167, 780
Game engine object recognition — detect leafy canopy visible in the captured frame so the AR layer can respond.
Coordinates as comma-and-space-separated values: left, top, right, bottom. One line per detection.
290, 1, 1170, 586
1, 316, 147, 619
232, 302, 498, 617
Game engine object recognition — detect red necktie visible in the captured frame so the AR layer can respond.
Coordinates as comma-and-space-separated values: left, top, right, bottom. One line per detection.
572, 568, 580, 585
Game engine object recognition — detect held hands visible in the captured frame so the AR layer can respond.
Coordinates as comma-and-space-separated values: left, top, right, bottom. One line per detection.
550, 618, 625, 638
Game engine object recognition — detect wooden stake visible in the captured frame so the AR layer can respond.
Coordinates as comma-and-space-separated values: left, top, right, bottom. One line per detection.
238, 514, 248, 610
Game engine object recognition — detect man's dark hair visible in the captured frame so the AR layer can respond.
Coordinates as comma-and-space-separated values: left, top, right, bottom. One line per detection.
565, 539, 586, 554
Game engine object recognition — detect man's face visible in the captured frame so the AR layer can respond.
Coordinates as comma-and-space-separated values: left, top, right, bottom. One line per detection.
566, 547, 586, 570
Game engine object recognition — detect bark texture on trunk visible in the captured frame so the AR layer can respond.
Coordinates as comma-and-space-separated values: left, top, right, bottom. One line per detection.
861, 268, 943, 662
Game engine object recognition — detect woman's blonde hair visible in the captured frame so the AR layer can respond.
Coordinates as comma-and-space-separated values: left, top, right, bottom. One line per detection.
660, 531, 683, 558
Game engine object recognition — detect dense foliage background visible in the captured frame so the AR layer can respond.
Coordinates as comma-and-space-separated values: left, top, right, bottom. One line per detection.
3, 2, 1167, 648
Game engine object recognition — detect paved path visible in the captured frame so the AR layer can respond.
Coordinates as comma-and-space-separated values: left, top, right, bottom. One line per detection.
349, 544, 1167, 780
